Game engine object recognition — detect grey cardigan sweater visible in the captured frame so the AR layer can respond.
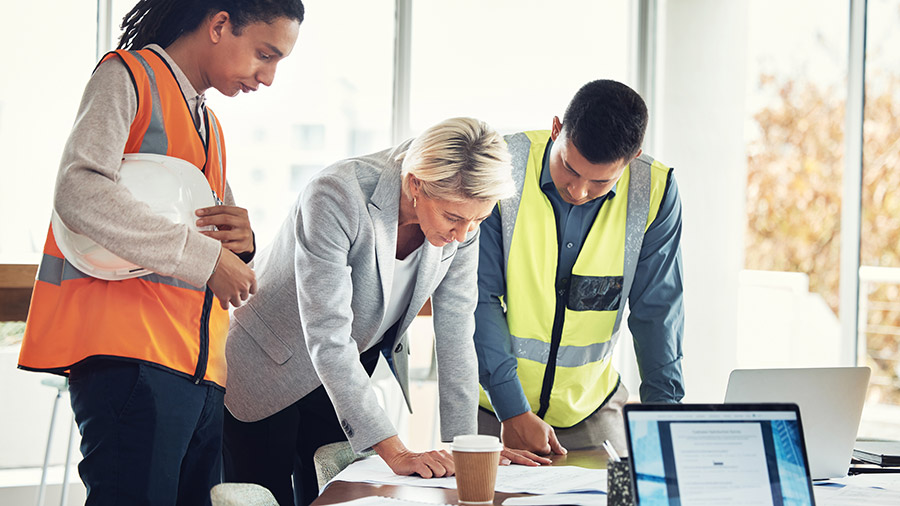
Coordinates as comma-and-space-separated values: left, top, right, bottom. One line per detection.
224, 141, 479, 453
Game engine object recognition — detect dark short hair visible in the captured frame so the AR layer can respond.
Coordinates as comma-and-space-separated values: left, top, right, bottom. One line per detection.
119, 0, 305, 50
561, 80, 648, 164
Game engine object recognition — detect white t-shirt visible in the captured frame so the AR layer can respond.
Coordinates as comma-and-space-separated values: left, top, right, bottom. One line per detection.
364, 244, 423, 352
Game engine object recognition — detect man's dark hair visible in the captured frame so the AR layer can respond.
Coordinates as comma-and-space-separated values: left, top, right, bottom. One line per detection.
118, 0, 305, 50
561, 79, 648, 164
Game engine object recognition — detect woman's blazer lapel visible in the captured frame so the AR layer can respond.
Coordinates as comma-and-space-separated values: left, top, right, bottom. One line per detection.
366, 162, 401, 323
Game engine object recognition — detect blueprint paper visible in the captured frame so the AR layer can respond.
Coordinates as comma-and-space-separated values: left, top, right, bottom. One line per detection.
329, 456, 608, 495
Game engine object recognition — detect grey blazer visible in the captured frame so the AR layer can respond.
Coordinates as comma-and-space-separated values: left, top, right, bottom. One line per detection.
224, 141, 479, 453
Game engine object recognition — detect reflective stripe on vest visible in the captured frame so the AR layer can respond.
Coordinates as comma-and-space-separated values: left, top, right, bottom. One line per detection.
478, 130, 669, 427
19, 48, 230, 387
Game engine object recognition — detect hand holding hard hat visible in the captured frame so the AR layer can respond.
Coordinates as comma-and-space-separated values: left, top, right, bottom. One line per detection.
51, 153, 220, 281
52, 153, 257, 308
195, 205, 255, 256
197, 205, 258, 308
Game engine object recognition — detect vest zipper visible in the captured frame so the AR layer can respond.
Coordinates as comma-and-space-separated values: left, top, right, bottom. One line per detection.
536, 276, 569, 419
193, 287, 213, 384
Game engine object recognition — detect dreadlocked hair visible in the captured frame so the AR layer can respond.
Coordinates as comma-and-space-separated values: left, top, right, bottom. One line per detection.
118, 0, 305, 50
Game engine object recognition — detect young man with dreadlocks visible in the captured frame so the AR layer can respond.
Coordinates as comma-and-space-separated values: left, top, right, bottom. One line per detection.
18, 1, 305, 504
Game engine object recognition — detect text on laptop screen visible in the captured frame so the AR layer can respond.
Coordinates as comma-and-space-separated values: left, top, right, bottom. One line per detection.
627, 409, 814, 506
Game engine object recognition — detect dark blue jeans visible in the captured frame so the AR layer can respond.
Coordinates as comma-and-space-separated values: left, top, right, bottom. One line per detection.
68, 359, 224, 506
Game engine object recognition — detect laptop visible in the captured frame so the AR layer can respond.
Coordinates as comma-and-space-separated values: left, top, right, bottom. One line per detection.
624, 403, 816, 506
725, 367, 870, 479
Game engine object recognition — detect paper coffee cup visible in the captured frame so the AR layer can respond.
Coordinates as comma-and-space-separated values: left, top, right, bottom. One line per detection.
452, 435, 503, 505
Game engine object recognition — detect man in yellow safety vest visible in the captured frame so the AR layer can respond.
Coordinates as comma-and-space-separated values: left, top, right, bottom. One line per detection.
475, 79, 684, 455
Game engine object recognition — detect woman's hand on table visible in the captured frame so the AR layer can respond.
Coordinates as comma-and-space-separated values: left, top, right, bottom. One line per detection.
374, 435, 455, 478
500, 447, 553, 466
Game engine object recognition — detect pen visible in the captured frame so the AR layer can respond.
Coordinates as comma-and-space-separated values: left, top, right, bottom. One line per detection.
603, 439, 621, 462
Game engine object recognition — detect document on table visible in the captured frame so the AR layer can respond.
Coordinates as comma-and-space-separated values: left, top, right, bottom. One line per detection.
813, 483, 900, 505
325, 497, 452, 506
327, 456, 455, 490
813, 473, 900, 505
817, 473, 900, 492
328, 455, 607, 495
502, 492, 607, 506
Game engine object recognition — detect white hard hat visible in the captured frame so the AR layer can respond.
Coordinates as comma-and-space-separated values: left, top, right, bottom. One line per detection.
51, 153, 218, 281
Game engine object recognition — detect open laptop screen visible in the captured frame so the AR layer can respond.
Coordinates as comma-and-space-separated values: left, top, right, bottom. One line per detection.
624, 403, 815, 506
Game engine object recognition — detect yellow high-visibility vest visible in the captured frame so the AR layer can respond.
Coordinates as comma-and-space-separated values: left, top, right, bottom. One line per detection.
479, 130, 669, 427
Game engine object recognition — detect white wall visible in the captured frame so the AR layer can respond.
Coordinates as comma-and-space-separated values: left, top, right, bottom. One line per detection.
737, 271, 841, 368
655, 0, 750, 402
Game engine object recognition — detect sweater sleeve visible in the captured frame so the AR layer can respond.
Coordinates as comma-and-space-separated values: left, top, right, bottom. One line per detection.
53, 57, 221, 287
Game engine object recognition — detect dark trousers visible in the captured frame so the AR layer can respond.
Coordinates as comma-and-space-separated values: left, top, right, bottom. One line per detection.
223, 345, 381, 506
68, 359, 225, 506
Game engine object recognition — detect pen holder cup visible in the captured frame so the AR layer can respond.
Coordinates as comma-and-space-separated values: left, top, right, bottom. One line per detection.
607, 457, 634, 506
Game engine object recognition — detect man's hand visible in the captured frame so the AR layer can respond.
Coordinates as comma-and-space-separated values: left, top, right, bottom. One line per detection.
373, 435, 455, 478
207, 247, 257, 309
196, 206, 254, 255
500, 447, 553, 466
501, 411, 567, 455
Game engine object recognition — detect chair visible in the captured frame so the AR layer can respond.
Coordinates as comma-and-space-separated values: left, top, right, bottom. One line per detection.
36, 377, 77, 506
210, 483, 278, 506
313, 441, 375, 491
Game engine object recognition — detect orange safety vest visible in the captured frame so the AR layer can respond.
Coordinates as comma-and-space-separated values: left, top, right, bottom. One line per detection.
18, 48, 229, 387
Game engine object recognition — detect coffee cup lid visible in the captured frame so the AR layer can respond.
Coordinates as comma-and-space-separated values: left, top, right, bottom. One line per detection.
451, 434, 503, 452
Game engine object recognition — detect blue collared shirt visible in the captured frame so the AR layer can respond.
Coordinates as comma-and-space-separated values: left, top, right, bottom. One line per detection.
474, 139, 685, 422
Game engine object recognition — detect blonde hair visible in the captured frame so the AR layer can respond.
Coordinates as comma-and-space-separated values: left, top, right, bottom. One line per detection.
399, 117, 516, 203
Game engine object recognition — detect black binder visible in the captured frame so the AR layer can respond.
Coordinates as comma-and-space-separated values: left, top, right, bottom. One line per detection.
852, 440, 900, 467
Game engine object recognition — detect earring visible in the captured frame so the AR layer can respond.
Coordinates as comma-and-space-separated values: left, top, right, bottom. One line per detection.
413, 197, 417, 208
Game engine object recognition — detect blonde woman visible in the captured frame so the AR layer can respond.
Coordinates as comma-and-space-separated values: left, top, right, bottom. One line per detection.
222, 118, 548, 506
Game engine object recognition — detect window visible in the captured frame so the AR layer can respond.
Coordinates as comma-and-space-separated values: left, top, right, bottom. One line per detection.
408, 0, 631, 136
205, 0, 394, 245
292, 124, 326, 150
859, 0, 900, 438
0, 1, 98, 264
740, 0, 849, 369
651, 0, 862, 407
